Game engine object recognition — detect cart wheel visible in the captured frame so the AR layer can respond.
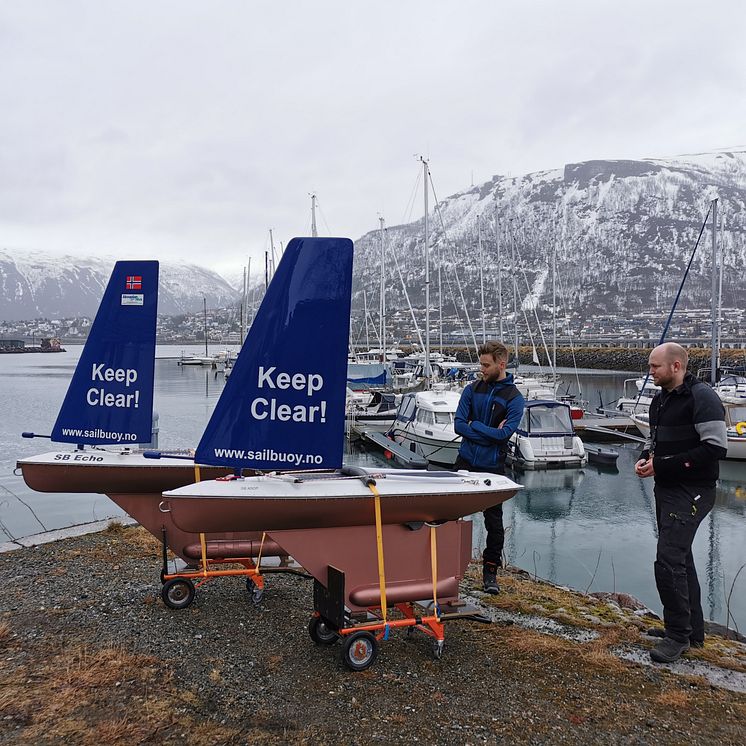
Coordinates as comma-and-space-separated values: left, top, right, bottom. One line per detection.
341, 631, 379, 671
246, 577, 264, 604
432, 639, 445, 660
161, 578, 195, 609
308, 616, 339, 645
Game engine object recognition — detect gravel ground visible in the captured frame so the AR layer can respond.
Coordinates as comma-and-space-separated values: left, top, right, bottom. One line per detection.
1, 525, 745, 745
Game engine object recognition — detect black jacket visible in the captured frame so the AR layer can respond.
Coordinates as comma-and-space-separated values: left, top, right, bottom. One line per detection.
640, 373, 727, 487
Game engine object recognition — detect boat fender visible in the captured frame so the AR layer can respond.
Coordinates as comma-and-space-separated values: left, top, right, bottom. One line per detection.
736, 421, 746, 436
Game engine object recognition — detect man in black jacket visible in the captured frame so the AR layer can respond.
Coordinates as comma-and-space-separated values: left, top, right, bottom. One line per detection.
635, 342, 727, 663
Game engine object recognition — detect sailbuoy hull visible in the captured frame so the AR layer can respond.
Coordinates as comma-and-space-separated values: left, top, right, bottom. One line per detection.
15, 450, 289, 562
16, 450, 230, 494
267, 520, 472, 611
163, 468, 521, 533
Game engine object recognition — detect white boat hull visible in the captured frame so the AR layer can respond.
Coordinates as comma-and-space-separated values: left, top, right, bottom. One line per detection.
508, 434, 587, 470
632, 414, 746, 462
163, 468, 521, 531
390, 427, 460, 467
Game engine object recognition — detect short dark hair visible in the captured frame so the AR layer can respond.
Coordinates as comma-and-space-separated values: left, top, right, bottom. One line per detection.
478, 341, 509, 363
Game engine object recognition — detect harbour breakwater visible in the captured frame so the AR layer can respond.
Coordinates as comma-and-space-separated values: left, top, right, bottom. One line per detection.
440, 346, 746, 373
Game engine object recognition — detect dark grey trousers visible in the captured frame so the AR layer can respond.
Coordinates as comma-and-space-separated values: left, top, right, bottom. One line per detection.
454, 455, 505, 567
654, 482, 715, 643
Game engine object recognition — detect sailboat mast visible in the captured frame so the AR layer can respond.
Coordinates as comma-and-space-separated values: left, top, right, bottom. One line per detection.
422, 157, 431, 382
511, 225, 519, 365
203, 297, 208, 357
269, 229, 276, 281
552, 238, 557, 392
379, 217, 386, 363
438, 239, 443, 353
241, 266, 246, 346
717, 210, 724, 362
478, 214, 485, 343
311, 194, 318, 237
245, 256, 251, 339
495, 197, 503, 343
362, 289, 370, 350
710, 197, 718, 384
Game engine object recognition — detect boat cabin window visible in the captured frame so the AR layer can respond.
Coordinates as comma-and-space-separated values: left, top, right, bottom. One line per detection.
416, 409, 435, 425
433, 411, 453, 425
521, 405, 573, 434
726, 405, 746, 425
397, 394, 417, 422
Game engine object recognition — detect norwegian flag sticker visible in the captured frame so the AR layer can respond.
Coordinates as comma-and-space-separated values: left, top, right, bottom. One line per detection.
125, 275, 142, 290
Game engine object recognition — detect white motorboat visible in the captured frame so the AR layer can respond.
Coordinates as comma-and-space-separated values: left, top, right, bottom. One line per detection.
633, 398, 746, 462
388, 389, 462, 467
346, 390, 400, 438
508, 400, 586, 470
616, 377, 659, 415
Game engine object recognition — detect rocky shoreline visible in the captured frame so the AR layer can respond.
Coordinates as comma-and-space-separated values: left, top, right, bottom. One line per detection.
440, 346, 746, 374
518, 346, 746, 374
1, 523, 745, 744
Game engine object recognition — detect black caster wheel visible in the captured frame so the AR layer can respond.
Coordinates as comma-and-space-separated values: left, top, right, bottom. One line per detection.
246, 577, 264, 604
432, 639, 445, 660
308, 616, 339, 645
161, 578, 195, 609
341, 631, 379, 671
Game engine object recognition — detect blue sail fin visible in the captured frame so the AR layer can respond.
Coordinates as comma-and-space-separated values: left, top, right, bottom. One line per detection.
195, 237, 354, 471
51, 261, 159, 445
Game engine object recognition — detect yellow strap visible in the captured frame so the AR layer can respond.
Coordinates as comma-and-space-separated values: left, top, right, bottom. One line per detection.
199, 532, 208, 577
430, 525, 439, 619
369, 484, 388, 622
256, 532, 267, 568
194, 464, 201, 483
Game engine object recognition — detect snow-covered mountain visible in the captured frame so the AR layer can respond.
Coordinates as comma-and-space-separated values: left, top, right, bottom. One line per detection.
3, 150, 744, 327
0, 251, 239, 320
352, 150, 746, 328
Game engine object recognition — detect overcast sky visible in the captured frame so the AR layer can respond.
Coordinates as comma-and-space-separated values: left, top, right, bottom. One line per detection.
1, 1, 744, 277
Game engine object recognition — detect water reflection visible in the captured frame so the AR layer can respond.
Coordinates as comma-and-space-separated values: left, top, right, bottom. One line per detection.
510, 468, 583, 521
473, 447, 746, 629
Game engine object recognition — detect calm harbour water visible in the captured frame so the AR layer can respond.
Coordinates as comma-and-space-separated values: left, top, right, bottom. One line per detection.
1, 349, 744, 629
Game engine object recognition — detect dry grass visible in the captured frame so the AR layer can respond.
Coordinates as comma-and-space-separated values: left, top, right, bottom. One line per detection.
102, 522, 161, 557
0, 622, 317, 744
656, 688, 691, 708
493, 625, 630, 674
473, 566, 634, 630
208, 667, 223, 684
468, 564, 746, 674
0, 639, 244, 744
0, 621, 11, 648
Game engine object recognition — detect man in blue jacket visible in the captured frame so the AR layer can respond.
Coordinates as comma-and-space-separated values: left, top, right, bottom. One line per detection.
635, 342, 727, 662
454, 341, 525, 593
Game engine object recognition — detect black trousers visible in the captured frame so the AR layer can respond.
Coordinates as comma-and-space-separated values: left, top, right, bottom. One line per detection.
454, 455, 505, 567
654, 482, 715, 643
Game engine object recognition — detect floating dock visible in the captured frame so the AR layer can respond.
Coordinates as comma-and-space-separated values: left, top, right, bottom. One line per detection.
360, 430, 428, 468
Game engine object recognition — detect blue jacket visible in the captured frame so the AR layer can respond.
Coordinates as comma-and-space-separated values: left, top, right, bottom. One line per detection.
454, 373, 525, 471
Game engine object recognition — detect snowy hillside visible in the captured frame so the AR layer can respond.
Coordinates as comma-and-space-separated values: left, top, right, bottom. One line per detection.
352, 150, 746, 332
0, 251, 239, 320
